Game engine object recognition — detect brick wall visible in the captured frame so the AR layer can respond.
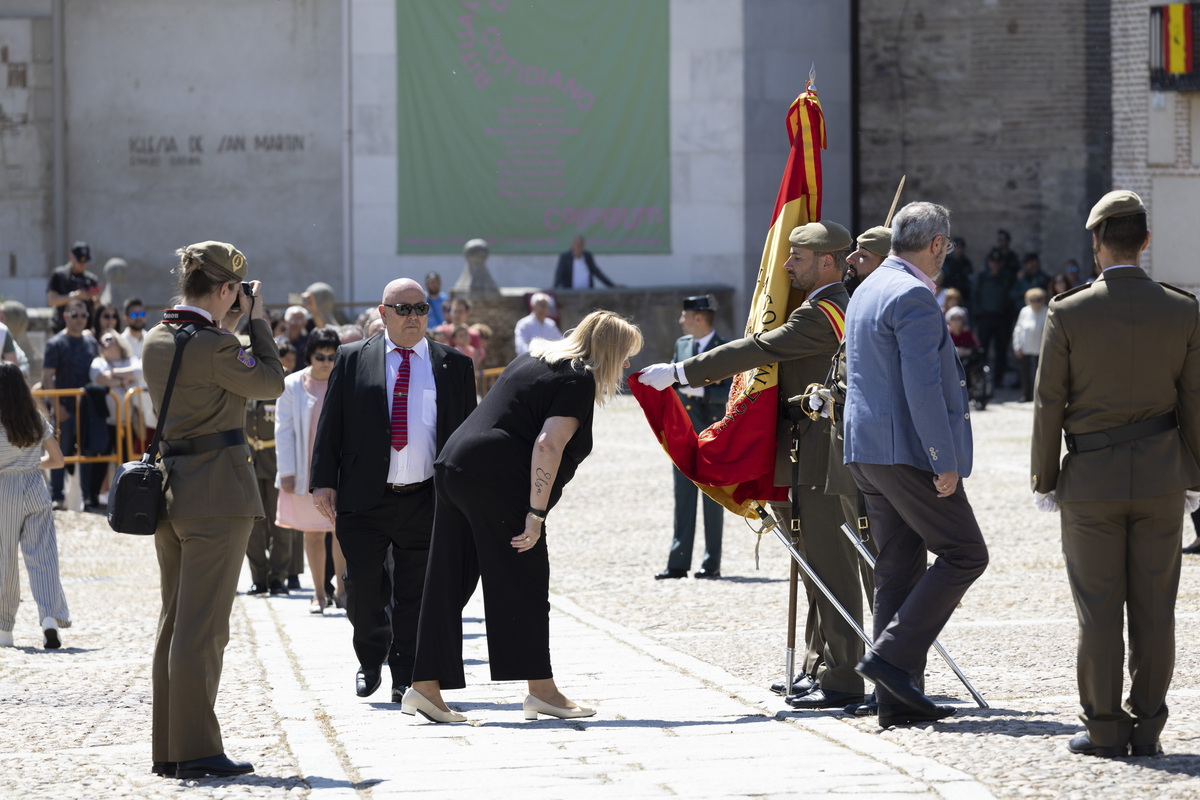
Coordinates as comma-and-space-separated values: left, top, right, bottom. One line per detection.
856, 0, 1111, 278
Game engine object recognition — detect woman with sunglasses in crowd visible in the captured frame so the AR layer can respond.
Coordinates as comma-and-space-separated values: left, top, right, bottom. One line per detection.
89, 302, 123, 341
275, 325, 347, 613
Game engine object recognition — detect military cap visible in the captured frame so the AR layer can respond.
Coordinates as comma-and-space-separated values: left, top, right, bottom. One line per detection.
1085, 190, 1145, 230
682, 294, 717, 312
788, 220, 852, 253
185, 240, 247, 280
856, 226, 892, 258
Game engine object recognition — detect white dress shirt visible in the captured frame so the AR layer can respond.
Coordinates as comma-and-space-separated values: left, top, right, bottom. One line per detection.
385, 335, 437, 485
571, 256, 590, 288
514, 313, 562, 354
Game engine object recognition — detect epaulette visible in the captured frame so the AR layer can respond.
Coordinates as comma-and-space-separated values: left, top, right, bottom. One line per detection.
1050, 282, 1092, 304
1158, 281, 1196, 300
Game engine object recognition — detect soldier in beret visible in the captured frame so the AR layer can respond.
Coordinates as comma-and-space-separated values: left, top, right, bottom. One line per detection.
640, 220, 867, 710
1031, 190, 1200, 758
142, 242, 285, 779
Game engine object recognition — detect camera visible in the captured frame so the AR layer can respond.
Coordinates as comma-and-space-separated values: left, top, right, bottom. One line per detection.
230, 281, 255, 313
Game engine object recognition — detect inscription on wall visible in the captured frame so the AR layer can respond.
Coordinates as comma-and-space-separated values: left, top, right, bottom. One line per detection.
127, 133, 306, 167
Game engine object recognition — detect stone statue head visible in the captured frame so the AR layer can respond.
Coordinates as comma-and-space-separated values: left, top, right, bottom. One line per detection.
463, 238, 489, 266
304, 281, 345, 324
1, 300, 28, 336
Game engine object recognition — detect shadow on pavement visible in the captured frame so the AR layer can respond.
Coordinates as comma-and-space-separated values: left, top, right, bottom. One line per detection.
481, 714, 778, 730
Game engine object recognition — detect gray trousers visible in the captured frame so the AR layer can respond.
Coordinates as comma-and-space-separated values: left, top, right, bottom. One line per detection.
1061, 491, 1184, 749
849, 462, 988, 703
245, 476, 290, 585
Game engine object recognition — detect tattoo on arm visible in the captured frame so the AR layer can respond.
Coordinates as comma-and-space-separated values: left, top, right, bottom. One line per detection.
534, 467, 551, 495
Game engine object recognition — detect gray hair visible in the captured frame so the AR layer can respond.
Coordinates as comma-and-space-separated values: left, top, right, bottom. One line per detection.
891, 202, 951, 254
284, 305, 310, 322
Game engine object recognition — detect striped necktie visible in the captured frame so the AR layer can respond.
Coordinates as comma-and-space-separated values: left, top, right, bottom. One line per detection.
390, 348, 412, 451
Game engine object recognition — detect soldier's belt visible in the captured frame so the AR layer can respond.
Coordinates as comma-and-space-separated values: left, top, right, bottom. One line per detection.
161, 429, 247, 457
247, 437, 275, 451
1065, 412, 1177, 454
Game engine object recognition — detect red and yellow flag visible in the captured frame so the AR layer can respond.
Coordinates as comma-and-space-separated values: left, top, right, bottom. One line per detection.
1165, 3, 1195, 74
629, 86, 826, 519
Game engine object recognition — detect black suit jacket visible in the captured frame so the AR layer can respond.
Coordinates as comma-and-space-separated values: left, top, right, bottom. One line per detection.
553, 250, 614, 288
309, 334, 477, 513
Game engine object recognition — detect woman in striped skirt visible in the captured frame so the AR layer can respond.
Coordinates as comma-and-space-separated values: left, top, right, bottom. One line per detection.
0, 362, 71, 648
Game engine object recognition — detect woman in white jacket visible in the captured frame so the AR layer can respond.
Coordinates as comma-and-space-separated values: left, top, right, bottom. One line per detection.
275, 326, 347, 613
1011, 287, 1048, 403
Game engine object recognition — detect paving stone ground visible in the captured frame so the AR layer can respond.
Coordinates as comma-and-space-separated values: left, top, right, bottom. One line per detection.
1, 388, 1198, 798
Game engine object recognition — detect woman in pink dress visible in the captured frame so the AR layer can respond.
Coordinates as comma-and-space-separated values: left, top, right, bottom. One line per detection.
275, 327, 347, 613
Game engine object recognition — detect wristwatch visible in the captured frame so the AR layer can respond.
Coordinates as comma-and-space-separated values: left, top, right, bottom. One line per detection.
527, 506, 547, 523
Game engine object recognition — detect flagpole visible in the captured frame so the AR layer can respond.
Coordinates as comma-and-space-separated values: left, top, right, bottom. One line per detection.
883, 175, 906, 227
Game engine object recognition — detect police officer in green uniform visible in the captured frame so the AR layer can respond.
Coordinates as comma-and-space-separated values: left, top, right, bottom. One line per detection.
1032, 191, 1200, 758
142, 241, 284, 779
244, 394, 290, 595
643, 221, 866, 710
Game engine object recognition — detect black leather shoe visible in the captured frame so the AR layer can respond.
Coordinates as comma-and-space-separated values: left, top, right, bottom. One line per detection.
771, 673, 818, 696
787, 688, 866, 709
391, 683, 409, 703
1130, 742, 1163, 758
246, 584, 268, 596
1183, 538, 1200, 554
287, 575, 301, 590
878, 702, 956, 728
694, 569, 721, 579
654, 568, 687, 579
1067, 732, 1128, 758
844, 697, 878, 716
268, 579, 289, 596
151, 761, 177, 777
855, 651, 936, 712
175, 753, 255, 779
356, 667, 382, 697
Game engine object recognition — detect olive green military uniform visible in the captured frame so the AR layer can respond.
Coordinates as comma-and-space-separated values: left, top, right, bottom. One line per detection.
244, 397, 290, 588
142, 245, 285, 765
684, 248, 863, 694
1031, 191, 1200, 752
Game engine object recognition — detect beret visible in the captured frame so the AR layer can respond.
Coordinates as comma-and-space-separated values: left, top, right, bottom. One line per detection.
788, 220, 852, 253
856, 226, 892, 258
1085, 190, 1145, 230
185, 241, 246, 280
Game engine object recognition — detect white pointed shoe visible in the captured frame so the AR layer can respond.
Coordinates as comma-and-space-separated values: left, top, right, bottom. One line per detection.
42, 617, 60, 650
400, 687, 466, 723
523, 694, 596, 720
0, 629, 13, 647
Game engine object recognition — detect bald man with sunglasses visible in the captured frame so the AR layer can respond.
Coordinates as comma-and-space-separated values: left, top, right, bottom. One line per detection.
310, 278, 477, 704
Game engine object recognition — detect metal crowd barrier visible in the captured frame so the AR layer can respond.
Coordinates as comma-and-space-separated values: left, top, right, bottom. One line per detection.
478, 367, 505, 398
33, 387, 132, 468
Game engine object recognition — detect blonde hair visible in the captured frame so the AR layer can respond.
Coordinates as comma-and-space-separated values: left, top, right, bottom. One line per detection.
1025, 287, 1047, 304
529, 310, 642, 405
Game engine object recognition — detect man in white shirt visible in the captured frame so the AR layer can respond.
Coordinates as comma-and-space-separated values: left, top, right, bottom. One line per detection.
310, 278, 477, 704
553, 235, 616, 289
513, 292, 563, 355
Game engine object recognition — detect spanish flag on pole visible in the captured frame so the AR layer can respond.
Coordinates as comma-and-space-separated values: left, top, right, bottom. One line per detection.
629, 85, 825, 518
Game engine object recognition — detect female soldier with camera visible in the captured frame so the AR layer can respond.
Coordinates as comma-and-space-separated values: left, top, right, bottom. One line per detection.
141, 241, 284, 779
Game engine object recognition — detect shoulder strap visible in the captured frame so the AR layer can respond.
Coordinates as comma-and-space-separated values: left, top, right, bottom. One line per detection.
143, 323, 201, 462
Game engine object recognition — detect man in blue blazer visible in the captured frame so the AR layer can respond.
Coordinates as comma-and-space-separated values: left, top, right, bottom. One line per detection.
843, 202, 989, 728
655, 295, 731, 580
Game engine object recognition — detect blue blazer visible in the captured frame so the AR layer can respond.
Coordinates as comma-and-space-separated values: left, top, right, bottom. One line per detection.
843, 257, 973, 477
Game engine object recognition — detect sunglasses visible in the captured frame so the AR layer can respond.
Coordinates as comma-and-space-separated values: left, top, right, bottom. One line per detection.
65, 312, 88, 319
382, 302, 430, 317
128, 311, 146, 319
101, 313, 118, 319
101, 337, 118, 345
310, 353, 336, 363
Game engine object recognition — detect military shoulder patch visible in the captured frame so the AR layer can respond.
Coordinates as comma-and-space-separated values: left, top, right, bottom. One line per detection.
236, 348, 257, 368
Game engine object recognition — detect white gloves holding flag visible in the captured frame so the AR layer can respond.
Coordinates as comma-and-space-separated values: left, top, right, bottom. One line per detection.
1033, 491, 1059, 513
1186, 490, 1200, 515
638, 363, 681, 392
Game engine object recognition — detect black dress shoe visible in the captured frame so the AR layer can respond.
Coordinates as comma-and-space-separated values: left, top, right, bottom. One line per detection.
268, 579, 289, 596
246, 583, 268, 596
1067, 732, 1128, 758
356, 667, 382, 697
844, 697, 878, 716
1183, 538, 1200, 554
878, 702, 956, 728
1130, 742, 1163, 758
391, 684, 409, 703
654, 568, 687, 579
694, 569, 721, 579
771, 673, 818, 696
855, 651, 936, 712
151, 761, 177, 777
287, 575, 301, 590
786, 688, 865, 709
175, 753, 255, 779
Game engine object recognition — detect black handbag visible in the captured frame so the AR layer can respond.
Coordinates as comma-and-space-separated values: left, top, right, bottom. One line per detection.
108, 324, 198, 535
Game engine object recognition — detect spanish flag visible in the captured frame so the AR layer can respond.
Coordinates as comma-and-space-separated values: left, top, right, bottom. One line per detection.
1165, 3, 1194, 74
629, 85, 825, 518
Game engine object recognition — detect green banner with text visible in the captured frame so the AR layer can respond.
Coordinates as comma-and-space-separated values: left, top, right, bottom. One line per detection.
396, 0, 669, 254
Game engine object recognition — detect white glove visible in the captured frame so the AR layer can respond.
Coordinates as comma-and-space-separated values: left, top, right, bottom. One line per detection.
1186, 490, 1200, 515
1033, 490, 1059, 513
638, 363, 678, 391
807, 387, 833, 418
